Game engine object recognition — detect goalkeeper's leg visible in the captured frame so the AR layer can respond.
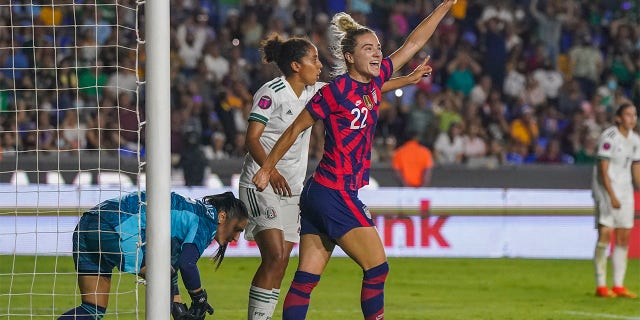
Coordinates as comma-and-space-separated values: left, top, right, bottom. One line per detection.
58, 275, 110, 319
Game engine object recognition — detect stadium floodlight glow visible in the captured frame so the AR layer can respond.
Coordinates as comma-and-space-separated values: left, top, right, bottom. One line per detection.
394, 89, 403, 98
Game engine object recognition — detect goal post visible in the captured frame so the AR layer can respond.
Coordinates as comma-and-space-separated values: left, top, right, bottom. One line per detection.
144, 0, 172, 319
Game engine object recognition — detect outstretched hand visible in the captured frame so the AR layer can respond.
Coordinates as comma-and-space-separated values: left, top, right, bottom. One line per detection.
405, 56, 432, 84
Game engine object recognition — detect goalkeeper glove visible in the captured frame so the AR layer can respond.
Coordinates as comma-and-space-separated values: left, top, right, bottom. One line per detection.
189, 289, 214, 319
171, 302, 192, 320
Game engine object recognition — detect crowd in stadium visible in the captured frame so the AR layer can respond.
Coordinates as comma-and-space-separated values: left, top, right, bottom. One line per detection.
1, 0, 640, 169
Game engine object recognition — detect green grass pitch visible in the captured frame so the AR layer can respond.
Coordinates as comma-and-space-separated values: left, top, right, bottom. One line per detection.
1, 256, 638, 319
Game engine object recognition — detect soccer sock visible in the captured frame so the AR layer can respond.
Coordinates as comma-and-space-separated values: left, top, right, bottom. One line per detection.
248, 285, 274, 320
283, 271, 320, 320
58, 302, 106, 320
270, 288, 280, 314
611, 245, 628, 288
361, 262, 389, 320
594, 242, 608, 287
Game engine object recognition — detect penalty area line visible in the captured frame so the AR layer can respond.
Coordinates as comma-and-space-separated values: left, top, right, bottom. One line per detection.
564, 311, 640, 319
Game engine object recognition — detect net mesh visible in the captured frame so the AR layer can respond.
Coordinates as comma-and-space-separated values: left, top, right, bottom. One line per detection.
0, 1, 144, 318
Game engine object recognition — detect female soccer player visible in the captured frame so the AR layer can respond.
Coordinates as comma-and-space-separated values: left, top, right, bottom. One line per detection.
252, 1, 456, 319
58, 191, 249, 320
592, 102, 640, 298
239, 33, 432, 320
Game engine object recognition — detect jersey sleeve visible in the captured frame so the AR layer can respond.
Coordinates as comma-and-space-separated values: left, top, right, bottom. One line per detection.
596, 133, 614, 160
634, 135, 640, 161
247, 84, 277, 126
380, 57, 393, 82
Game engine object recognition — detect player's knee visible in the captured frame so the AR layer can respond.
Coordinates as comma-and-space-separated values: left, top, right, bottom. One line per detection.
262, 252, 290, 273
364, 262, 389, 283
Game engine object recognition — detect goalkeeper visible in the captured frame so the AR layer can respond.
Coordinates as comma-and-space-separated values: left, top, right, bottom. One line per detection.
58, 191, 249, 320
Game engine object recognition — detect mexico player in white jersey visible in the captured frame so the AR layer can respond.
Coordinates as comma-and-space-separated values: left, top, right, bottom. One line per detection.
239, 33, 433, 320
592, 102, 640, 298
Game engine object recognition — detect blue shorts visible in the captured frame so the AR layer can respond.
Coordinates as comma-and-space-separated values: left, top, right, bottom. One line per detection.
300, 178, 375, 240
73, 213, 124, 276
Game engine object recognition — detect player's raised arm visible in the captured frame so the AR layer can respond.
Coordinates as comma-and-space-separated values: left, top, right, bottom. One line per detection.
252, 109, 316, 191
388, 0, 455, 71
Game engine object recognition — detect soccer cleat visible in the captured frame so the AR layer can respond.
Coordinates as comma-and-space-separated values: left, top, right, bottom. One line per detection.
612, 287, 638, 298
595, 286, 617, 298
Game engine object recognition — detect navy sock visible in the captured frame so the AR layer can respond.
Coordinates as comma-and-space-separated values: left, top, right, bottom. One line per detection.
282, 271, 320, 320
58, 302, 106, 320
361, 262, 388, 320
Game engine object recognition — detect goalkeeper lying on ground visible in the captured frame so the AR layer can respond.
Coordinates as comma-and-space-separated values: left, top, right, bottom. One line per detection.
58, 190, 249, 320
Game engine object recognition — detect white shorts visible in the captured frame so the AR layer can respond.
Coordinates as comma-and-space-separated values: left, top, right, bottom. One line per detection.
239, 186, 301, 243
594, 191, 635, 229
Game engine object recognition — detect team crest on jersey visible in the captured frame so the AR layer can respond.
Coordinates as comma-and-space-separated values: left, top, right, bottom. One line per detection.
371, 88, 378, 104
265, 207, 277, 219
603, 142, 611, 150
363, 205, 371, 219
258, 95, 272, 109
363, 95, 373, 110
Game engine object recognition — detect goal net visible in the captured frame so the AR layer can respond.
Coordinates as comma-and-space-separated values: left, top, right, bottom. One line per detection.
0, 1, 145, 318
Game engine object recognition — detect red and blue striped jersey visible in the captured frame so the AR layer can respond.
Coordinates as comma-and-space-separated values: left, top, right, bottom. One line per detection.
306, 57, 394, 191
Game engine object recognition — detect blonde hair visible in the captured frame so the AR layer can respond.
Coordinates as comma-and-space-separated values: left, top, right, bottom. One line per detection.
328, 12, 373, 77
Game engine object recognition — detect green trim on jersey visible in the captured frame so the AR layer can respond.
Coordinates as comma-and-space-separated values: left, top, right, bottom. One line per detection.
268, 78, 283, 88
248, 113, 268, 125
272, 82, 286, 92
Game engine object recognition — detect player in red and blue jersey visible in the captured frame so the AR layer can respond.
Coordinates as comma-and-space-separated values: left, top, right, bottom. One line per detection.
253, 1, 456, 319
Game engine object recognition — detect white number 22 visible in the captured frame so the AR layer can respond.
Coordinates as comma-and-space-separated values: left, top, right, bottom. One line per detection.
350, 107, 368, 129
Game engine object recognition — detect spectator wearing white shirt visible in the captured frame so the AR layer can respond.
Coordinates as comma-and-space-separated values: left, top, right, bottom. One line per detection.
203, 42, 230, 83
532, 59, 564, 101
434, 121, 465, 165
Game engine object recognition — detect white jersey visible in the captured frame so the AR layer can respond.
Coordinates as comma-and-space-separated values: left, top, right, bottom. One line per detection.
592, 126, 640, 200
239, 77, 327, 194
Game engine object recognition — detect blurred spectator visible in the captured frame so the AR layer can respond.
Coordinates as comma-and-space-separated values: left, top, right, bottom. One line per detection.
392, 130, 433, 187
179, 116, 208, 186
203, 42, 230, 83
469, 74, 492, 105
532, 59, 564, 103
573, 131, 597, 165
462, 121, 488, 164
406, 90, 439, 147
481, 89, 510, 143
536, 137, 573, 164
522, 74, 547, 108
569, 33, 604, 100
59, 109, 87, 150
446, 51, 481, 97
529, 0, 573, 68
509, 105, 539, 150
435, 89, 463, 133
434, 121, 464, 165
86, 101, 118, 152
477, 16, 508, 89
503, 61, 526, 102
77, 64, 108, 100
203, 131, 230, 160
